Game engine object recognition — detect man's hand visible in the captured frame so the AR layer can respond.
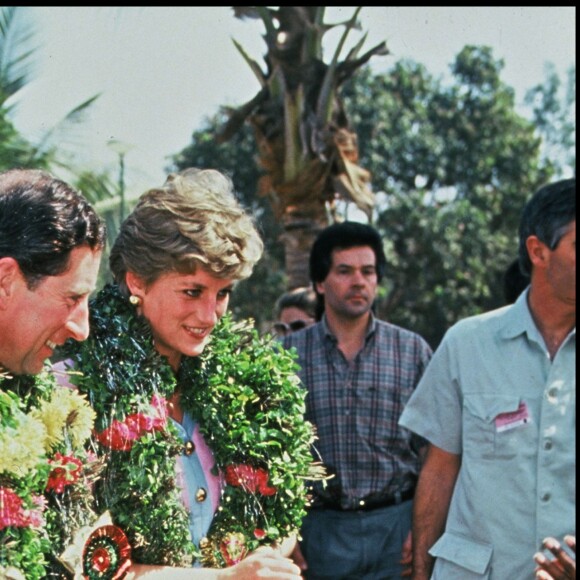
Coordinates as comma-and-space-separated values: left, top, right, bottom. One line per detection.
534, 535, 576, 579
290, 541, 308, 574
400, 530, 413, 577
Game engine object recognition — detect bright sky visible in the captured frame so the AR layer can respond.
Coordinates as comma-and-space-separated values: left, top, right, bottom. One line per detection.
9, 6, 576, 194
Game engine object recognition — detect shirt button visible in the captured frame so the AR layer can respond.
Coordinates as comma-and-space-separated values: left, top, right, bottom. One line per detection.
184, 441, 195, 455
544, 439, 553, 450
196, 487, 208, 503
541, 492, 551, 502
547, 387, 558, 398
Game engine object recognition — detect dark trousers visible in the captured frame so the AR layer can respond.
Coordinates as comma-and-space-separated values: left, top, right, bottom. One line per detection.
299, 499, 413, 580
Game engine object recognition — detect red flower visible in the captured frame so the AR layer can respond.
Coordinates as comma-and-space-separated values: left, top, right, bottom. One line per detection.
0, 487, 44, 530
46, 453, 83, 493
96, 420, 134, 451
224, 464, 277, 496
253, 528, 267, 540
95, 396, 168, 451
125, 413, 155, 436
125, 411, 166, 438
150, 394, 169, 424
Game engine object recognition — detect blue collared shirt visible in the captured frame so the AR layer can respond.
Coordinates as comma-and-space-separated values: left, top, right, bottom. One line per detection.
400, 290, 576, 578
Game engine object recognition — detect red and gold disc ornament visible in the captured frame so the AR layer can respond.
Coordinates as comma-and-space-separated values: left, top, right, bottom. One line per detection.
82, 524, 132, 580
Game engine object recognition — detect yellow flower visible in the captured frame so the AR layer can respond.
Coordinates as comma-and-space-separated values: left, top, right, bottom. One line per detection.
0, 403, 47, 476
31, 388, 95, 451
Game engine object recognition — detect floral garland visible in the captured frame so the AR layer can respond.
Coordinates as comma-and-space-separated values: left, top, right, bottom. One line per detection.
62, 284, 324, 569
0, 367, 102, 579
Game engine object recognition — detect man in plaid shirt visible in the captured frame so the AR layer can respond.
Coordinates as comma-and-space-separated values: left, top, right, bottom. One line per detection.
284, 222, 432, 579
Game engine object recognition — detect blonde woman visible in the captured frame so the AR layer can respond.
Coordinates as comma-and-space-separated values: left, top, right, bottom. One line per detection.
62, 168, 313, 579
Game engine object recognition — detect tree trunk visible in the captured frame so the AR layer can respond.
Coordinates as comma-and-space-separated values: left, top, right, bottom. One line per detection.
281, 213, 326, 289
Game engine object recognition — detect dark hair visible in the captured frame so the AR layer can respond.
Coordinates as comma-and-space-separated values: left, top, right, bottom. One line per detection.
518, 178, 575, 277
274, 286, 317, 319
309, 221, 387, 318
503, 258, 530, 304
0, 168, 106, 288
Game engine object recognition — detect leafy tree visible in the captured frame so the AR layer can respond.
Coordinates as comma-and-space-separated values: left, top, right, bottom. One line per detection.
0, 6, 48, 170
1, 6, 103, 176
0, 7, 34, 107
175, 46, 573, 345
524, 63, 576, 177
344, 46, 553, 347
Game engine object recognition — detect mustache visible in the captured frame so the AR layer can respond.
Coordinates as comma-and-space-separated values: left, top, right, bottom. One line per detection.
345, 291, 369, 301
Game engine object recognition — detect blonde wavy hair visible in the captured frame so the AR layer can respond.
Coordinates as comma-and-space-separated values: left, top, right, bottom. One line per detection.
110, 168, 263, 294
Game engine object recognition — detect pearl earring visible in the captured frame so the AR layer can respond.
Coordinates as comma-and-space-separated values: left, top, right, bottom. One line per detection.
129, 295, 141, 306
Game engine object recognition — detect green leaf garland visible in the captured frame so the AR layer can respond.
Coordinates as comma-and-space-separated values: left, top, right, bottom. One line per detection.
63, 284, 323, 569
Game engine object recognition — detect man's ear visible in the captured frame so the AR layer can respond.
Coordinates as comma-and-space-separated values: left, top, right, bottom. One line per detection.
525, 235, 550, 270
0, 257, 20, 309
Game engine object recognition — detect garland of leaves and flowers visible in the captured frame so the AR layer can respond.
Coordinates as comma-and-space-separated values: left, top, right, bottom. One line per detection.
62, 283, 324, 570
0, 366, 102, 579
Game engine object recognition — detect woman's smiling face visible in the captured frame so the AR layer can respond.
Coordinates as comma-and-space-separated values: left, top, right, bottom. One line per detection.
127, 268, 233, 371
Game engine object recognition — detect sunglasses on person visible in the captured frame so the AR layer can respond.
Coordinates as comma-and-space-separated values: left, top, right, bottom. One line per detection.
273, 320, 309, 335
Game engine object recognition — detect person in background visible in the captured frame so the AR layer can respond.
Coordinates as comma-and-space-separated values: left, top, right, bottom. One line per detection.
273, 286, 317, 336
62, 168, 306, 579
400, 178, 575, 579
0, 168, 106, 578
283, 221, 433, 579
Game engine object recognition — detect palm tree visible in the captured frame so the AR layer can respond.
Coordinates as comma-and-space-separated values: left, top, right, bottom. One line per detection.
0, 6, 45, 170
0, 6, 102, 172
217, 7, 388, 289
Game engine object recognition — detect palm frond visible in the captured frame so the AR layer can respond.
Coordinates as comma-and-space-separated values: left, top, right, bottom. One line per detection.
315, 7, 362, 126
35, 94, 101, 155
232, 38, 266, 87
0, 6, 37, 106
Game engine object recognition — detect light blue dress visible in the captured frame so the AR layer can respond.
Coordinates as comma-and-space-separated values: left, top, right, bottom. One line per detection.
173, 412, 222, 560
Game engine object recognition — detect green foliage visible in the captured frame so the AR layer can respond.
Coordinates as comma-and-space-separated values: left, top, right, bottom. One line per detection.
525, 62, 576, 176
0, 6, 35, 107
64, 284, 322, 568
0, 7, 49, 171
0, 7, 100, 172
0, 381, 51, 579
343, 46, 562, 347
62, 284, 194, 567
182, 315, 322, 565
175, 47, 576, 346
0, 107, 45, 171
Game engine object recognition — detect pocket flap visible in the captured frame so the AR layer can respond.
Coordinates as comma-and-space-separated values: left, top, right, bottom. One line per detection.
429, 531, 493, 574
464, 394, 521, 423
